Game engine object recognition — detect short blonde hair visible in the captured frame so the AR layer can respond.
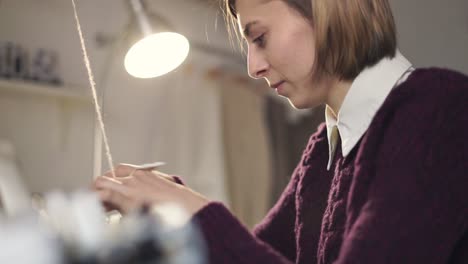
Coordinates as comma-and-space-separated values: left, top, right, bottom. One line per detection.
224, 0, 397, 80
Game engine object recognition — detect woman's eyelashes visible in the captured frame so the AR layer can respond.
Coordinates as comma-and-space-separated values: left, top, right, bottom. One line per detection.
253, 33, 266, 47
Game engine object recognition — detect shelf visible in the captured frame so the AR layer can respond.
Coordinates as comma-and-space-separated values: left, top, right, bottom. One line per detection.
0, 79, 91, 103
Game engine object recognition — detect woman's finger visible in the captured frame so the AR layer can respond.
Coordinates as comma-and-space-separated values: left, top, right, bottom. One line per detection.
93, 175, 117, 190
94, 176, 130, 195
131, 169, 174, 189
97, 189, 132, 214
103, 164, 136, 178
153, 170, 177, 183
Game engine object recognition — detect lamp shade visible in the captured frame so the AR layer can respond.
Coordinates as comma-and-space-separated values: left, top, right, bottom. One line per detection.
124, 32, 190, 78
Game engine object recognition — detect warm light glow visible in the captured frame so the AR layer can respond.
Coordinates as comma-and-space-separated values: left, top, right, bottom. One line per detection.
125, 32, 190, 78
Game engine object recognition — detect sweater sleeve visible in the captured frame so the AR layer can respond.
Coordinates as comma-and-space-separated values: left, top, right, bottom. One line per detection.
189, 166, 301, 264
189, 126, 328, 264
192, 202, 294, 264
251, 163, 302, 261
168, 171, 294, 263
252, 123, 328, 261
171, 175, 185, 185
335, 69, 468, 263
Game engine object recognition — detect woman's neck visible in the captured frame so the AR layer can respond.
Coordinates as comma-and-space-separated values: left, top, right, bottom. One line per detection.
326, 77, 353, 116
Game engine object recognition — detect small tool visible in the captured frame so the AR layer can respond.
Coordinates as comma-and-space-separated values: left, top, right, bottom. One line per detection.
119, 161, 166, 171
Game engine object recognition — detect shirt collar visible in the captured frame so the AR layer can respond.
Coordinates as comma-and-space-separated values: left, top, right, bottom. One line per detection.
325, 50, 413, 170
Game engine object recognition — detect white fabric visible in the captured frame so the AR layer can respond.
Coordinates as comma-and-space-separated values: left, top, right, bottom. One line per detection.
147, 54, 230, 204
0, 139, 30, 215
325, 51, 414, 170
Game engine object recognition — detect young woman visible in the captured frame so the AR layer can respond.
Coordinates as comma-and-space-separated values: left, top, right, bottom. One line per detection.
94, 0, 468, 263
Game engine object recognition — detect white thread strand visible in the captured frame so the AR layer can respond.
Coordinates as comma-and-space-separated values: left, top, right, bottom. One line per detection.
71, 0, 116, 178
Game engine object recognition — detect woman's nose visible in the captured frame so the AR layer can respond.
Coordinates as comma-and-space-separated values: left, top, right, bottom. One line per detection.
247, 49, 268, 79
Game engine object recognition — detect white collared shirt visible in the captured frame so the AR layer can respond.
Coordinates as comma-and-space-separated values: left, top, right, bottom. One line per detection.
325, 50, 414, 170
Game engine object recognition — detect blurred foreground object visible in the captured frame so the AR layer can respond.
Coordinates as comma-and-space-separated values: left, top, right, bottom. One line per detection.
0, 190, 207, 264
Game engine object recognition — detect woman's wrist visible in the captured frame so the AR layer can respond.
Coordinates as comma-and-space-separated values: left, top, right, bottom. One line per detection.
183, 192, 211, 215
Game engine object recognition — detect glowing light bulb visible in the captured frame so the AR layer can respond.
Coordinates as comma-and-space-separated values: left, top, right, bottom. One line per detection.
125, 32, 190, 78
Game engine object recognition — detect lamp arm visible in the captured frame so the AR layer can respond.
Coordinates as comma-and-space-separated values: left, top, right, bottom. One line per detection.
128, 0, 153, 36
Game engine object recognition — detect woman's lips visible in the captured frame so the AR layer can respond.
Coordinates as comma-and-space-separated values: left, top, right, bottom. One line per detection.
272, 81, 286, 95
270, 81, 284, 89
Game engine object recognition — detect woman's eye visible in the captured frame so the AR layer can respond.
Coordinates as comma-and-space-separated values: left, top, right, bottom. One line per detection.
253, 34, 266, 47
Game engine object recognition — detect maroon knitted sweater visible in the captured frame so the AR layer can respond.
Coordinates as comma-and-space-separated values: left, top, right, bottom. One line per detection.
191, 68, 468, 264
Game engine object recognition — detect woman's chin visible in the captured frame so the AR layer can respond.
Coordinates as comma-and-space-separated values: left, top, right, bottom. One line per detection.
287, 97, 317, 110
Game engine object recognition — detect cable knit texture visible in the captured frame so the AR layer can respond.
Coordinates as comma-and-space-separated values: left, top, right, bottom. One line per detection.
191, 68, 468, 264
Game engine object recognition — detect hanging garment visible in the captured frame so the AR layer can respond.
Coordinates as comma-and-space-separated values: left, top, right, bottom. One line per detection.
147, 65, 230, 204
219, 76, 272, 228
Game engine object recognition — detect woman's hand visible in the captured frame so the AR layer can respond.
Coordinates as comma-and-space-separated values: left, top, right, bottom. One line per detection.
93, 164, 210, 216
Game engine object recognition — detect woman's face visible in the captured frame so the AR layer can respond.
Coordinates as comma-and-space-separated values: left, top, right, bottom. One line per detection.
236, 0, 329, 109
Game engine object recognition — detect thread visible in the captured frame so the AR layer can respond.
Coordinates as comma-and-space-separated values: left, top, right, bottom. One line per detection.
71, 0, 116, 178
